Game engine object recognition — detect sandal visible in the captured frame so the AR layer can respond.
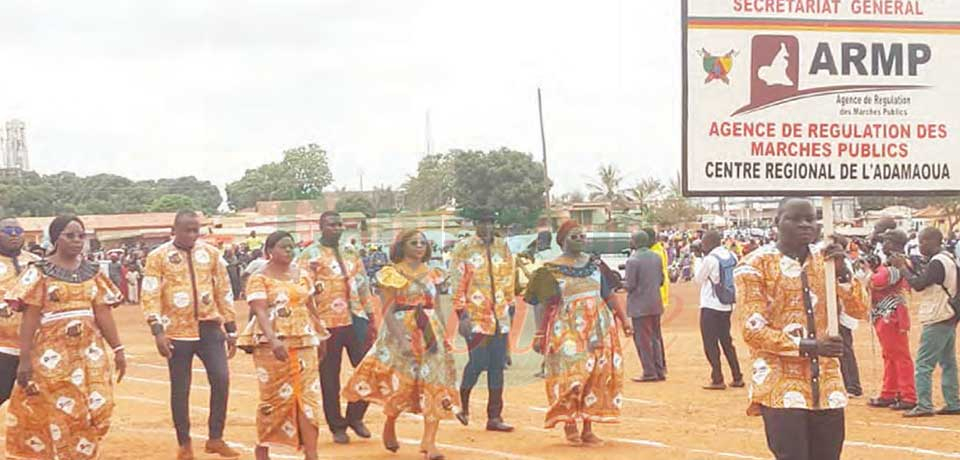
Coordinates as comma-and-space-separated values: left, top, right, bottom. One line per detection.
564, 423, 581, 444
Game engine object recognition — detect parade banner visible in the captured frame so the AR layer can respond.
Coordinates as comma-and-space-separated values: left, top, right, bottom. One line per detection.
682, 0, 960, 196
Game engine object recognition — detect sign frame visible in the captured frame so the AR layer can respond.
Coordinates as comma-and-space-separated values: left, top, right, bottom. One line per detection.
680, 0, 960, 198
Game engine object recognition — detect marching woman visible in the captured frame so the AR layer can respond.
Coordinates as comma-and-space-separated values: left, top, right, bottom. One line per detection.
342, 229, 460, 460
524, 220, 632, 445
238, 231, 330, 460
5, 215, 126, 459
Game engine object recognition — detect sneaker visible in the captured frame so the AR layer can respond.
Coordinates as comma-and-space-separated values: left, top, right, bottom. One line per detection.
890, 400, 917, 411
903, 407, 935, 418
936, 406, 960, 415
204, 439, 240, 459
867, 397, 897, 408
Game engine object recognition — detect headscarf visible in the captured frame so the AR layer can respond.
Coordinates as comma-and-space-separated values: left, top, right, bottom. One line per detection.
556, 220, 580, 247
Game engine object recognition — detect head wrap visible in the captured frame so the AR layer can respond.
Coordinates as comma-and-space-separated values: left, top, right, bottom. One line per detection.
556, 220, 581, 247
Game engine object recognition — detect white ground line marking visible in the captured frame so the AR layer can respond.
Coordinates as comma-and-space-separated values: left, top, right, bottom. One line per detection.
845, 441, 960, 458
399, 437, 546, 460
130, 361, 258, 379
123, 376, 254, 396
855, 421, 960, 434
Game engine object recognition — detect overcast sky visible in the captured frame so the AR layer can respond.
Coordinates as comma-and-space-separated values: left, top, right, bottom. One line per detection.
0, 0, 682, 197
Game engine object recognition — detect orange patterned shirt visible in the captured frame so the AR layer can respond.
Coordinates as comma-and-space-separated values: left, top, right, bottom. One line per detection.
0, 252, 40, 354
296, 243, 373, 329
141, 241, 237, 340
449, 236, 515, 336
734, 244, 868, 415
239, 271, 330, 349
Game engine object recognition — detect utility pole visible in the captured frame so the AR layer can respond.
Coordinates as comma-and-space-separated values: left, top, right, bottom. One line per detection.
538, 88, 553, 230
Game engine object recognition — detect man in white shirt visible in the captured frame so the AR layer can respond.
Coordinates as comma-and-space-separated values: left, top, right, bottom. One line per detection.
695, 230, 744, 390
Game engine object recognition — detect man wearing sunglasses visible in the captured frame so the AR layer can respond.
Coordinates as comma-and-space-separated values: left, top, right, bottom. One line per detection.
450, 209, 516, 432
0, 218, 40, 406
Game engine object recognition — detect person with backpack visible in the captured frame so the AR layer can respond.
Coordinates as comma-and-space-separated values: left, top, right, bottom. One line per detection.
694, 230, 743, 390
889, 227, 960, 418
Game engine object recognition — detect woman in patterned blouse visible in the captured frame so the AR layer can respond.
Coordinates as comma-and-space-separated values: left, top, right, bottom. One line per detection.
239, 231, 330, 460
525, 220, 632, 446
342, 229, 460, 460
5, 215, 126, 459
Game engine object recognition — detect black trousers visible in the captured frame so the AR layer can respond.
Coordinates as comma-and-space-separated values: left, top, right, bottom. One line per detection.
169, 322, 230, 446
839, 325, 863, 395
320, 325, 370, 432
460, 332, 507, 420
760, 407, 845, 460
699, 309, 742, 384
0, 352, 18, 406
632, 315, 666, 379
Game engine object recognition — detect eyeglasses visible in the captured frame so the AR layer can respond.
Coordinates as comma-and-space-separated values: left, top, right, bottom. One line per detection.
61, 232, 86, 241
0, 226, 23, 237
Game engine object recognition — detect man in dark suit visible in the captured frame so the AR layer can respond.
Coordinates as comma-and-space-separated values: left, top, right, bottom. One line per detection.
624, 231, 666, 382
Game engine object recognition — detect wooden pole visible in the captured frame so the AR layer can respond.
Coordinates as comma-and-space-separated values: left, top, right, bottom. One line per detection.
823, 196, 839, 336
538, 88, 553, 230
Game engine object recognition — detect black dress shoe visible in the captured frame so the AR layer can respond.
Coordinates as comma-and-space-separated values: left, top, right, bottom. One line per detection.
867, 397, 897, 408
486, 418, 514, 432
890, 401, 917, 411
349, 421, 371, 439
332, 430, 350, 444
631, 376, 660, 383
729, 380, 745, 388
936, 406, 960, 415
456, 411, 470, 426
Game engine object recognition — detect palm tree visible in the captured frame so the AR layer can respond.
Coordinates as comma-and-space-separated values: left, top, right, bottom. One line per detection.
627, 178, 664, 213
586, 164, 627, 203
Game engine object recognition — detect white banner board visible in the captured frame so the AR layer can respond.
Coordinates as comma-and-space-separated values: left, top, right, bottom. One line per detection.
683, 0, 960, 196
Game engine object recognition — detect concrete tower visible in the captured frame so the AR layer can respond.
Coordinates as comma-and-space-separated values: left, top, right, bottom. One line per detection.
3, 119, 29, 170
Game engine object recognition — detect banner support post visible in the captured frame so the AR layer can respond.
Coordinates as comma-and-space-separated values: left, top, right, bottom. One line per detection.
823, 196, 839, 337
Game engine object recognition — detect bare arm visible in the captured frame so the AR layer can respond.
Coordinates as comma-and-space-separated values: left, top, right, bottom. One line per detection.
16, 307, 41, 390
94, 304, 126, 383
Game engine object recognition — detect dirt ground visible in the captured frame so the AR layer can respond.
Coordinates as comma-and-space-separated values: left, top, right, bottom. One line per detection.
6, 281, 960, 460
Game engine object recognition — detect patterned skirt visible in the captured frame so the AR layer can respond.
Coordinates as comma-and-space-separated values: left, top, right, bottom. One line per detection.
252, 343, 321, 449
342, 308, 460, 421
542, 305, 624, 428
7, 312, 114, 460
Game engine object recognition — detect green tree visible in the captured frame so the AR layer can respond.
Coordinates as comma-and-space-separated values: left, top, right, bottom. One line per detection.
335, 194, 376, 217
148, 194, 199, 212
627, 178, 664, 213
451, 147, 546, 228
402, 153, 456, 212
225, 144, 334, 210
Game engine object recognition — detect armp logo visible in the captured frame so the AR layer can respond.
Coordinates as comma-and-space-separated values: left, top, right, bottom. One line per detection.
732, 35, 930, 116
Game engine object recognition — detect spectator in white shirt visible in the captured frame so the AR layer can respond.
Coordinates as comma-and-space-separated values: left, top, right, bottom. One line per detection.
694, 230, 744, 390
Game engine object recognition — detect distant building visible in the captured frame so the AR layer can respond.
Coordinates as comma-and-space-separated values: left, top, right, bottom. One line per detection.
1, 119, 29, 171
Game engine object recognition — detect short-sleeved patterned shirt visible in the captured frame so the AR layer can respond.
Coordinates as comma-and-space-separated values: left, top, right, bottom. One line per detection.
449, 236, 515, 336
296, 243, 372, 329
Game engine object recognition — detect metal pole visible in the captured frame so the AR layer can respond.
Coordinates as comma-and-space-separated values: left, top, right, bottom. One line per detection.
538, 88, 552, 230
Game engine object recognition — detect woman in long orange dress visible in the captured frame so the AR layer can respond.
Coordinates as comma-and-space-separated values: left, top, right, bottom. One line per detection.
238, 231, 330, 460
342, 229, 460, 460
524, 221, 631, 445
5, 215, 126, 460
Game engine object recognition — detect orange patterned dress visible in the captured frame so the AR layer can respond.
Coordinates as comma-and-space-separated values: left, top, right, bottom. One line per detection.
4, 260, 122, 460
342, 263, 460, 421
238, 271, 330, 450
524, 262, 624, 428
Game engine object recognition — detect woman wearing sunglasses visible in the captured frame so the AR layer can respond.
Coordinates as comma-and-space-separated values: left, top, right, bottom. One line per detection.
4, 215, 126, 459
524, 220, 632, 446
342, 229, 460, 460
0, 218, 41, 407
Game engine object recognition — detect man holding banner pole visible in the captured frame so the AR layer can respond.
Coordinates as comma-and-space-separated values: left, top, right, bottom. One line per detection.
735, 197, 868, 460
